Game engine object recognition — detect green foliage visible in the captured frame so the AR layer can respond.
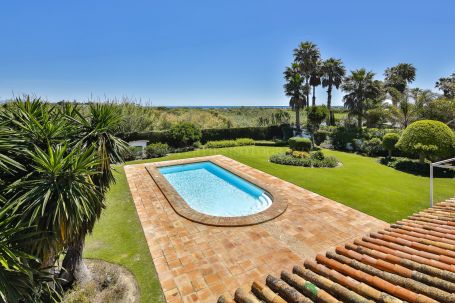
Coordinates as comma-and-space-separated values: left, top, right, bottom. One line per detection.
382, 133, 400, 156
310, 150, 325, 161
145, 143, 169, 158
235, 138, 255, 146
314, 130, 329, 145
306, 105, 328, 131
362, 137, 384, 156
205, 138, 254, 149
0, 97, 128, 295
329, 127, 361, 150
270, 153, 338, 167
422, 98, 455, 124
121, 125, 284, 144
254, 140, 288, 147
201, 126, 282, 143
288, 137, 312, 151
380, 157, 455, 178
396, 120, 455, 161
169, 122, 201, 147
365, 107, 389, 128
123, 146, 142, 161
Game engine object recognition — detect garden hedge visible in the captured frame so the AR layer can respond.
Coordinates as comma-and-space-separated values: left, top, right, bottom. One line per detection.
118, 125, 283, 146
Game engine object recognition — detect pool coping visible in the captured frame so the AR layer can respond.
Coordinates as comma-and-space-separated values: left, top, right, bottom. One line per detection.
144, 156, 288, 226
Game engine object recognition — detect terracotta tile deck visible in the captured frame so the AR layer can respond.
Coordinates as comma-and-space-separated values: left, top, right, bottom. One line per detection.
124, 155, 387, 303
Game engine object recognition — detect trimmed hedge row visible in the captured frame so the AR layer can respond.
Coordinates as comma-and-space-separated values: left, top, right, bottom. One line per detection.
205, 138, 255, 148
119, 125, 284, 146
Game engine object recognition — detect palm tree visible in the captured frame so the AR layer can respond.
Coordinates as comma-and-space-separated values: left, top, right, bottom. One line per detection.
384, 63, 416, 104
435, 72, 455, 98
284, 63, 307, 131
409, 88, 437, 116
309, 61, 322, 106
321, 58, 346, 125
293, 41, 320, 106
342, 69, 382, 128
389, 92, 418, 128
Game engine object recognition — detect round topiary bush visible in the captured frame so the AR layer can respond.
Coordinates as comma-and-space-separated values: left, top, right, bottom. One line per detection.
396, 120, 455, 163
288, 137, 312, 152
382, 133, 400, 157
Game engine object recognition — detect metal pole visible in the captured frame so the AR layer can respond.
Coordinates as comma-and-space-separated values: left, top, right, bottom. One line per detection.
430, 163, 433, 207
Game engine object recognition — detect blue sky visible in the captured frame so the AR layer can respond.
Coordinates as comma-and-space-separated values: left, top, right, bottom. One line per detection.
1, 0, 454, 106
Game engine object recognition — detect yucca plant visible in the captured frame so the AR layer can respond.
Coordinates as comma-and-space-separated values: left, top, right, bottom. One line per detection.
1, 97, 127, 291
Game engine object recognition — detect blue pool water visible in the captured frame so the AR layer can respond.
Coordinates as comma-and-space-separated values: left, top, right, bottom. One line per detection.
159, 162, 272, 217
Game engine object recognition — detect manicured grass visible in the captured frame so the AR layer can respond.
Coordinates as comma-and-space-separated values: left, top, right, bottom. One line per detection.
84, 168, 164, 303
85, 146, 455, 303
131, 146, 455, 222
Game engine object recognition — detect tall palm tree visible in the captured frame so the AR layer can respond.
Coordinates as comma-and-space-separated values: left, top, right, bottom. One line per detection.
389, 93, 418, 129
321, 58, 346, 125
293, 41, 320, 106
284, 63, 307, 131
309, 61, 322, 106
342, 69, 382, 128
435, 72, 455, 98
384, 63, 416, 104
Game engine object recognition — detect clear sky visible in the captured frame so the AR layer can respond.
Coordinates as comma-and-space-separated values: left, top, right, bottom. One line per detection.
1, 0, 454, 106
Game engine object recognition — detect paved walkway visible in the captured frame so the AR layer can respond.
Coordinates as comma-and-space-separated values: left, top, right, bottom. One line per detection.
124, 155, 387, 303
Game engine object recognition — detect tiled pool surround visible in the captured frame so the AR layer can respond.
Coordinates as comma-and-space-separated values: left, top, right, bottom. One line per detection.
146, 158, 287, 226
125, 155, 388, 303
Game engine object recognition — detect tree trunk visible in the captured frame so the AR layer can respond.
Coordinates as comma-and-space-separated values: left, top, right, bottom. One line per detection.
357, 115, 362, 128
327, 86, 334, 126
312, 85, 316, 106
388, 150, 392, 158
295, 108, 301, 131
60, 237, 91, 287
305, 78, 310, 108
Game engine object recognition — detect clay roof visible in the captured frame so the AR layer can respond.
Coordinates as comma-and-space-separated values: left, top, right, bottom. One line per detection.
217, 199, 455, 303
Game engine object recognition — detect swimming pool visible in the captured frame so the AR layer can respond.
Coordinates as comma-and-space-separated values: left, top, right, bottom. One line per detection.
158, 161, 272, 217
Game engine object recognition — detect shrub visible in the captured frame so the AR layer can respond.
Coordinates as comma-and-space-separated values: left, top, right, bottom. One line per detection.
288, 137, 312, 152
291, 151, 310, 158
235, 138, 255, 146
205, 138, 254, 148
380, 157, 455, 178
145, 143, 169, 158
329, 127, 361, 150
362, 137, 384, 156
306, 106, 328, 131
169, 122, 202, 147
382, 133, 400, 157
201, 126, 282, 143
205, 140, 237, 148
310, 150, 325, 161
396, 120, 455, 163
314, 130, 329, 146
119, 125, 285, 145
123, 146, 142, 161
269, 153, 338, 167
254, 140, 288, 147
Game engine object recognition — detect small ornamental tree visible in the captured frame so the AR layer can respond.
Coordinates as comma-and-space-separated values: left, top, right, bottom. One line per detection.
382, 133, 400, 157
306, 105, 328, 145
396, 120, 455, 163
169, 122, 202, 147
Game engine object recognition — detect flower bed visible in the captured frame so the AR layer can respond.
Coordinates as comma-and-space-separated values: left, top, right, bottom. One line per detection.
270, 150, 339, 168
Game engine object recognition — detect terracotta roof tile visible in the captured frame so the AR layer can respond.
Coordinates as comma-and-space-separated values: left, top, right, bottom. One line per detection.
218, 199, 455, 303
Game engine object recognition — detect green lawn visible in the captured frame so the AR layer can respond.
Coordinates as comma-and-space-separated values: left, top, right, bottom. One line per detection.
84, 146, 455, 303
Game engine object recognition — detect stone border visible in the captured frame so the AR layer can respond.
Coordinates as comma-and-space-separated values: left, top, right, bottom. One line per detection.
144, 155, 288, 226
